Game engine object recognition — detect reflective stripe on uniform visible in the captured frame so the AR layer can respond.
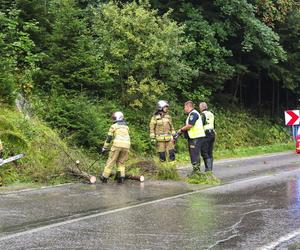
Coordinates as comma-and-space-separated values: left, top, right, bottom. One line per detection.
149, 113, 175, 142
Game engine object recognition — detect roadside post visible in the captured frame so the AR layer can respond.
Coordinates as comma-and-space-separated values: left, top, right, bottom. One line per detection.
296, 131, 300, 153
284, 110, 300, 153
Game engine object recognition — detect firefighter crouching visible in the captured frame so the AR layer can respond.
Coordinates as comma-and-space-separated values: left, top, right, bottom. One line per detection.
149, 100, 176, 164
100, 112, 130, 184
199, 102, 215, 172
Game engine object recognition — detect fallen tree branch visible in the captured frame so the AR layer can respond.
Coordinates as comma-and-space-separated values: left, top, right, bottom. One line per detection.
66, 160, 96, 184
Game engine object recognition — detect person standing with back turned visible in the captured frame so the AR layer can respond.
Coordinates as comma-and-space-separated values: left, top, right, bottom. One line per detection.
100, 111, 131, 184
199, 102, 215, 172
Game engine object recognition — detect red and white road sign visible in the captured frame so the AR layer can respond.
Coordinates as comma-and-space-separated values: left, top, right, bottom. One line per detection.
285, 110, 300, 126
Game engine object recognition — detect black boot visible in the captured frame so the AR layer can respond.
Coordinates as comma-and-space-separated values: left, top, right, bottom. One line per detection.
117, 176, 125, 184
115, 171, 120, 181
188, 164, 201, 177
100, 175, 108, 183
205, 158, 213, 172
204, 158, 209, 172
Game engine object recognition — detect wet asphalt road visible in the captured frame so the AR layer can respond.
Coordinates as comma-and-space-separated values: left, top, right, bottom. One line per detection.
0, 151, 300, 249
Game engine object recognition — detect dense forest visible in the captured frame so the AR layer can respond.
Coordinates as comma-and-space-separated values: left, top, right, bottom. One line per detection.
0, 0, 299, 154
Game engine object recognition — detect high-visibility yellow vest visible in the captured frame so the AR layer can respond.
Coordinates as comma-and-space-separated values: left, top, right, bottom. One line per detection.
202, 110, 214, 131
186, 110, 205, 139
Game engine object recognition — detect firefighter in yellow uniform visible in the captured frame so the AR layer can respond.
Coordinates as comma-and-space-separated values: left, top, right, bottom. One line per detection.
0, 139, 3, 163
100, 112, 130, 184
150, 100, 176, 163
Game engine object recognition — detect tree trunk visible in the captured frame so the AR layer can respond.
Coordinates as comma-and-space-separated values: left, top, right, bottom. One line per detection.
66, 161, 96, 184
258, 72, 261, 114
233, 76, 240, 103
126, 174, 145, 182
277, 81, 280, 115
272, 80, 275, 115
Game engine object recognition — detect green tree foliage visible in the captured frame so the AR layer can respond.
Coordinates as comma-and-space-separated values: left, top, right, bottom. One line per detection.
34, 0, 100, 93
269, 9, 300, 92
178, 3, 234, 101
255, 0, 298, 26
0, 0, 298, 156
0, 7, 38, 105
91, 1, 192, 109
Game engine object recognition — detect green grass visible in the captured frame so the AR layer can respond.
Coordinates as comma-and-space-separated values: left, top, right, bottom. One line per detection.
214, 142, 294, 159
176, 142, 294, 163
156, 162, 180, 180
186, 172, 221, 185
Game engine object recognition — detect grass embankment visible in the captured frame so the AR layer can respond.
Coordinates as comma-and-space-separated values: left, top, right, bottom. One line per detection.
0, 106, 102, 187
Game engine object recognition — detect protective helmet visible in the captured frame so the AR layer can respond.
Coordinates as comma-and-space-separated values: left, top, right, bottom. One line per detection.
112, 111, 124, 122
156, 100, 169, 111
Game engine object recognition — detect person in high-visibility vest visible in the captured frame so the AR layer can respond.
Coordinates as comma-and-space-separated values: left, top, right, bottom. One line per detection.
100, 111, 131, 184
149, 100, 176, 163
199, 102, 215, 172
177, 101, 205, 174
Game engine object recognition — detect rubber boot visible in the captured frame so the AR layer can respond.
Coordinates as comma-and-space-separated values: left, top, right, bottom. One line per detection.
204, 158, 213, 172
158, 152, 166, 162
117, 176, 125, 184
204, 158, 209, 172
188, 163, 201, 177
169, 149, 175, 161
100, 175, 108, 183
115, 171, 120, 181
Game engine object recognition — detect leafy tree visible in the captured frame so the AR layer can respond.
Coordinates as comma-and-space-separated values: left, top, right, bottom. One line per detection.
255, 0, 298, 26
0, 7, 38, 105
34, 0, 102, 93
91, 1, 193, 110
178, 3, 234, 101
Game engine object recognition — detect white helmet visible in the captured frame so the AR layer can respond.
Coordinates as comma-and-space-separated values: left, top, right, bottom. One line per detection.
156, 100, 169, 111
112, 111, 124, 122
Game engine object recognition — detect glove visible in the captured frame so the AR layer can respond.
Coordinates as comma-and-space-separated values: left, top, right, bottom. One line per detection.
173, 132, 180, 141
101, 147, 108, 154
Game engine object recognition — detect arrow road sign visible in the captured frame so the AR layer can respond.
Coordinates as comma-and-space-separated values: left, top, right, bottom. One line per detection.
285, 110, 300, 126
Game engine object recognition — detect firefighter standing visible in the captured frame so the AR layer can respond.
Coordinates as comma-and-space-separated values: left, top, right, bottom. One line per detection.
0, 140, 3, 163
199, 102, 215, 172
149, 100, 176, 163
100, 112, 130, 184
177, 101, 206, 174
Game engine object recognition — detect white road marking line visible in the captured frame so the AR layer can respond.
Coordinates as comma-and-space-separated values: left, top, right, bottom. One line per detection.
259, 228, 300, 250
0, 168, 299, 242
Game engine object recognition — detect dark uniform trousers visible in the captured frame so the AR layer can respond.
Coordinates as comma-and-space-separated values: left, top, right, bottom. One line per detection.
188, 138, 203, 171
201, 130, 215, 171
